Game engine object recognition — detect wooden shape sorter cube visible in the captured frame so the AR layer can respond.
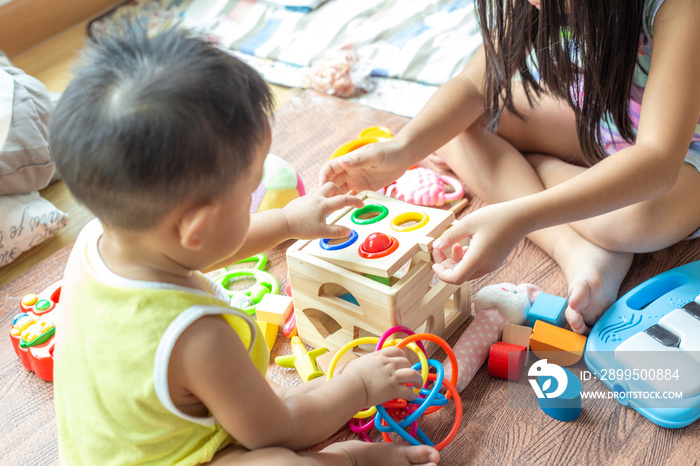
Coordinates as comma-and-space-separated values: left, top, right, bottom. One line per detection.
286, 191, 471, 356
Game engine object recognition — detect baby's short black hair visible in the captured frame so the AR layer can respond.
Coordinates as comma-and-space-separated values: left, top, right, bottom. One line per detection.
50, 20, 273, 231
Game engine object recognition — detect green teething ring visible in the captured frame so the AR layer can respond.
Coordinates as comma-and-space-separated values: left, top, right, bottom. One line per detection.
216, 269, 280, 314
231, 253, 267, 271
351, 204, 389, 225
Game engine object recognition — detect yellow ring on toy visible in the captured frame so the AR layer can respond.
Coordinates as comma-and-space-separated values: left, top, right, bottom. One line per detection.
358, 126, 393, 139
326, 337, 429, 419
330, 137, 379, 160
390, 212, 429, 232
329, 126, 394, 160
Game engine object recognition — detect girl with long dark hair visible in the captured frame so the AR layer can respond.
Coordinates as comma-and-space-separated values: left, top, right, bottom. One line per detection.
321, 0, 700, 334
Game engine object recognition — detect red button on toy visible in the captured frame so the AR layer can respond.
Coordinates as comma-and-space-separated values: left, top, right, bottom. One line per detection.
358, 232, 399, 259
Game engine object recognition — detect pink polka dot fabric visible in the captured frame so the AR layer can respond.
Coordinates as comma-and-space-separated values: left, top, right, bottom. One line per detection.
443, 310, 507, 392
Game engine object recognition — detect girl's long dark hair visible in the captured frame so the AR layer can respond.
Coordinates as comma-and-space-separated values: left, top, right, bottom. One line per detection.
476, 0, 644, 165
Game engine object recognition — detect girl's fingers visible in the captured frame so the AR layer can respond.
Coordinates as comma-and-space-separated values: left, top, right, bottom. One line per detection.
319, 159, 345, 185
433, 222, 470, 251
316, 181, 343, 197
432, 247, 448, 263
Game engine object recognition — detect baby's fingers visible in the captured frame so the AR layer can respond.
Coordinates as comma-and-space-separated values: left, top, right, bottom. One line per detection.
316, 181, 345, 198
395, 368, 423, 401
322, 224, 355, 239
322, 193, 364, 212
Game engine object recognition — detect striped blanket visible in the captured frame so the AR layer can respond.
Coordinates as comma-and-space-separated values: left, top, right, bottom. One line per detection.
90, 0, 483, 116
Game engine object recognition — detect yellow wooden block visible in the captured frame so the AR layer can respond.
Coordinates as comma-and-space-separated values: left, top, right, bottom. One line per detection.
256, 294, 294, 327
529, 321, 586, 367
256, 320, 279, 352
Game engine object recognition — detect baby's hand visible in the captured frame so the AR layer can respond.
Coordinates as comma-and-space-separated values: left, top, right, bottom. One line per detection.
342, 346, 423, 408
282, 182, 363, 240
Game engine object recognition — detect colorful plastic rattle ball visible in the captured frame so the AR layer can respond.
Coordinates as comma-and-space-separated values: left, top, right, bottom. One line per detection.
326, 327, 462, 451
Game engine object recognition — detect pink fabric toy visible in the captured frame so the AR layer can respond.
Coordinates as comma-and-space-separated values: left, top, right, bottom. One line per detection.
443, 283, 541, 392
383, 167, 464, 207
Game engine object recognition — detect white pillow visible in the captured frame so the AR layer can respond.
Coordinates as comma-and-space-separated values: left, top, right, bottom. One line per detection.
0, 62, 55, 196
0, 191, 69, 268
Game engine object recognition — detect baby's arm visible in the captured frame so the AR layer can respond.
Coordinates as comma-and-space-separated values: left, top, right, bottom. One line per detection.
170, 316, 421, 451
433, 0, 700, 284
204, 182, 362, 272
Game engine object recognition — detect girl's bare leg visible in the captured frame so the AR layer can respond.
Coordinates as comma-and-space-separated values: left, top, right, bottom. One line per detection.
206, 441, 440, 466
434, 87, 634, 333
528, 154, 700, 252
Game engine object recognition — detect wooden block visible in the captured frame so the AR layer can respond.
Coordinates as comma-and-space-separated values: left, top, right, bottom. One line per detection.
488, 341, 527, 381
530, 321, 586, 367
315, 347, 360, 375
502, 323, 532, 348
528, 293, 568, 327
256, 320, 279, 352
255, 294, 294, 327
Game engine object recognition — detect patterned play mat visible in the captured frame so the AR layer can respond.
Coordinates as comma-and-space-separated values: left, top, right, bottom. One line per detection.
88, 0, 483, 117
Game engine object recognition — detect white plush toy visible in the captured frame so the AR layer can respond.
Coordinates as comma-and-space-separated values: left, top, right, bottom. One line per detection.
443, 283, 541, 392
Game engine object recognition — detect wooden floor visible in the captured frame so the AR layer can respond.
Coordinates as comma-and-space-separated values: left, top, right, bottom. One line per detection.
3, 13, 700, 466
4, 88, 700, 465
0, 20, 293, 287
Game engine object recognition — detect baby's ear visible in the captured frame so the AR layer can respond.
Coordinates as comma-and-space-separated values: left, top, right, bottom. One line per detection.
177, 202, 217, 251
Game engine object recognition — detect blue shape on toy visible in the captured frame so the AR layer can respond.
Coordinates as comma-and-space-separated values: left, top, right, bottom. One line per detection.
320, 229, 358, 250
338, 293, 359, 306
12, 313, 29, 325
528, 292, 568, 327
585, 260, 700, 428
374, 359, 445, 446
536, 367, 582, 422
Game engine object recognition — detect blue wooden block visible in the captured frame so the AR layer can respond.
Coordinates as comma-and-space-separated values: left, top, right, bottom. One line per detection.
528, 292, 568, 327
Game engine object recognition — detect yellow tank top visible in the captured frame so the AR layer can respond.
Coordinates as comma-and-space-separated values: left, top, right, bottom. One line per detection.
54, 220, 269, 465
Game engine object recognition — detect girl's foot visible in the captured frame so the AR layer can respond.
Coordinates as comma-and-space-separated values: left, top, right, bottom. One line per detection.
552, 231, 633, 334
328, 440, 440, 466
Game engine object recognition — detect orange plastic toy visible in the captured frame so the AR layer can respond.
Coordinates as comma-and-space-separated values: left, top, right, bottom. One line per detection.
10, 280, 61, 381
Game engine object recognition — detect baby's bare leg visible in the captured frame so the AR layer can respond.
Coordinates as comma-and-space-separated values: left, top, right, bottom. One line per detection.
207, 441, 439, 466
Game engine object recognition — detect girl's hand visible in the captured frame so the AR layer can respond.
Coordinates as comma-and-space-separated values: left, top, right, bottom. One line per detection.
319, 139, 413, 193
341, 346, 423, 408
282, 182, 363, 240
432, 203, 529, 283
